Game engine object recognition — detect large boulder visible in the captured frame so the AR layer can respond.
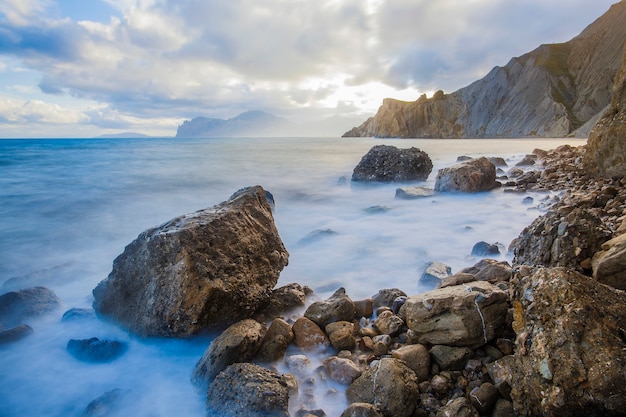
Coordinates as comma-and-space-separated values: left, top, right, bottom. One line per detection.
304, 287, 356, 328
401, 281, 507, 349
591, 232, 626, 290
206, 362, 290, 417
346, 358, 419, 417
584, 45, 626, 177
191, 319, 266, 388
0, 286, 61, 327
434, 157, 498, 192
351, 145, 433, 182
509, 267, 626, 416
92, 186, 289, 337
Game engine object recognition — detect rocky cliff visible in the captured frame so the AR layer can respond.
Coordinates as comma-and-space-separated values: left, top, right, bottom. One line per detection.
344, 1, 626, 139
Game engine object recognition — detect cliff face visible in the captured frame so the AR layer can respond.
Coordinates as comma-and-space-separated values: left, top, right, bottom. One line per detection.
344, 1, 626, 139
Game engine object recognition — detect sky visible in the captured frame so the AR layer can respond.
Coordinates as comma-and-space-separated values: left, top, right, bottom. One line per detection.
0, 0, 619, 138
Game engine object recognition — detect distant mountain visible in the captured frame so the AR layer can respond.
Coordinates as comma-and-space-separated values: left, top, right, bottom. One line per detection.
344, 1, 626, 139
96, 132, 150, 138
175, 110, 298, 138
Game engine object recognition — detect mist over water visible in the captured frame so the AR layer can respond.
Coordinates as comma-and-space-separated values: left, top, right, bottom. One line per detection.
0, 137, 584, 416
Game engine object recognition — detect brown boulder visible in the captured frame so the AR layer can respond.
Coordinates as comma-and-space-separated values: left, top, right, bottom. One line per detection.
304, 287, 356, 328
351, 145, 433, 182
292, 317, 330, 352
591, 232, 626, 290
92, 186, 289, 337
434, 157, 498, 192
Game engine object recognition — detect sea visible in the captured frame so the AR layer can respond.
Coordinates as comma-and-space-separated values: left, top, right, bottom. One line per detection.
0, 136, 585, 416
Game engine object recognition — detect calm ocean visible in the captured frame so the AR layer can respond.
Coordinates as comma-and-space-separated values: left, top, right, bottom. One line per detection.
0, 137, 584, 416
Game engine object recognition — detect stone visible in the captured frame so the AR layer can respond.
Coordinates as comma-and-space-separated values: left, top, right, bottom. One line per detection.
474, 261, 512, 283
80, 388, 131, 417
0, 324, 33, 345
191, 319, 266, 388
591, 232, 626, 290
325, 321, 356, 350
468, 382, 498, 415
372, 288, 407, 309
420, 261, 452, 287
391, 344, 430, 382
354, 299, 374, 318
256, 283, 311, 320
470, 241, 500, 257
257, 318, 293, 363
488, 157, 507, 167
324, 356, 362, 385
351, 145, 433, 182
372, 310, 404, 336
509, 267, 626, 416
429, 345, 473, 371
485, 356, 514, 400
92, 186, 289, 337
66, 338, 127, 363
340, 402, 384, 417
395, 186, 434, 200
292, 317, 330, 352
61, 308, 96, 322
346, 358, 419, 417
435, 397, 478, 417
298, 228, 340, 245
584, 45, 626, 177
434, 157, 498, 193
515, 154, 537, 166
0, 286, 61, 327
430, 374, 450, 395
438, 273, 476, 289
491, 399, 514, 417
206, 362, 290, 417
401, 281, 508, 348
285, 354, 312, 377
304, 288, 356, 328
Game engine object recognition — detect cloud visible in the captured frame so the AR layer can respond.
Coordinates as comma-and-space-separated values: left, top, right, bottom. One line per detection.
0, 97, 89, 124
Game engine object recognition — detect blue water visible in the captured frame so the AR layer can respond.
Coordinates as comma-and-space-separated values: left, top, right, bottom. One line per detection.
0, 137, 584, 416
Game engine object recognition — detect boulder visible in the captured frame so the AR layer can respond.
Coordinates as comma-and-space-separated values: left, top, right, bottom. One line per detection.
420, 261, 452, 287
509, 267, 626, 416
80, 388, 131, 417
324, 356, 362, 385
429, 345, 473, 371
474, 261, 512, 283
340, 402, 385, 417
346, 358, 419, 417
584, 46, 626, 177
591, 232, 626, 290
511, 206, 610, 273
92, 186, 289, 337
304, 288, 356, 328
191, 319, 266, 388
0, 286, 61, 327
434, 157, 498, 192
0, 324, 33, 345
256, 282, 311, 320
61, 308, 96, 322
401, 281, 507, 348
372, 288, 407, 309
470, 241, 500, 257
257, 318, 293, 363
468, 382, 499, 415
66, 338, 127, 363
351, 145, 433, 182
372, 310, 404, 336
395, 186, 434, 200
206, 362, 290, 417
391, 344, 430, 382
292, 317, 330, 352
325, 321, 356, 350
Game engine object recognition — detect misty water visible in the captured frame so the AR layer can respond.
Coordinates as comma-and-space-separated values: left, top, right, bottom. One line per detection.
0, 137, 584, 416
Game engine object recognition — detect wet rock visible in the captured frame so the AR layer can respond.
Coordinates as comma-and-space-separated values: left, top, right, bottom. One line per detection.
92, 186, 289, 337
207, 362, 290, 417
80, 388, 131, 417
304, 288, 356, 328
61, 308, 96, 322
470, 241, 500, 257
487, 157, 507, 167
391, 344, 430, 382
340, 402, 384, 417
346, 358, 419, 417
491, 399, 514, 417
429, 345, 473, 371
354, 299, 374, 318
485, 356, 513, 400
515, 154, 537, 166
474, 261, 512, 283
0, 324, 33, 345
292, 317, 331, 352
257, 318, 293, 363
438, 273, 476, 289
591, 233, 626, 290
420, 261, 452, 287
66, 338, 127, 363
468, 382, 498, 415
351, 145, 433, 182
401, 281, 508, 348
0, 286, 61, 327
430, 374, 450, 395
434, 157, 498, 193
325, 321, 356, 350
285, 354, 312, 377
298, 228, 340, 245
324, 356, 362, 385
372, 310, 404, 336
372, 288, 407, 309
395, 186, 434, 200
509, 267, 626, 416
435, 397, 478, 417
256, 283, 311, 320
191, 319, 266, 388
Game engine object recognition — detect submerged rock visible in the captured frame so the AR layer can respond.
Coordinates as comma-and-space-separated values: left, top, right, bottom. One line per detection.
92, 186, 289, 337
0, 286, 61, 327
66, 338, 127, 363
0, 324, 33, 345
434, 157, 498, 192
351, 145, 433, 182
395, 186, 435, 200
207, 362, 290, 417
509, 267, 626, 416
80, 388, 131, 417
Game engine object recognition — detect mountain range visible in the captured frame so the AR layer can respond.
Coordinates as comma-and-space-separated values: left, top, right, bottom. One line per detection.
344, 1, 626, 139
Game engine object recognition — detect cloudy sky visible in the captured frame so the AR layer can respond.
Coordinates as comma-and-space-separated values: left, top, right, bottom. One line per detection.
0, 0, 618, 137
